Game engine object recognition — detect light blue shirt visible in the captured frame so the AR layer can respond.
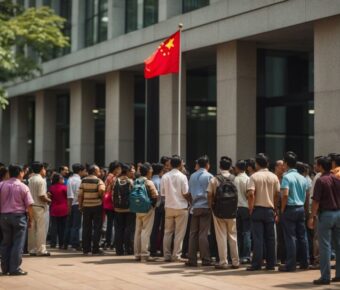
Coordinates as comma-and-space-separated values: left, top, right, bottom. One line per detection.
152, 175, 164, 207
189, 168, 213, 209
281, 169, 308, 206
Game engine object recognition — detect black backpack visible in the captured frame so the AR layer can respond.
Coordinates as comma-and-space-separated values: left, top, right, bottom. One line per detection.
212, 175, 238, 219
113, 178, 131, 209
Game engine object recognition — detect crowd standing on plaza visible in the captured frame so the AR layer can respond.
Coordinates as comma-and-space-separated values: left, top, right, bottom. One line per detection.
0, 152, 339, 285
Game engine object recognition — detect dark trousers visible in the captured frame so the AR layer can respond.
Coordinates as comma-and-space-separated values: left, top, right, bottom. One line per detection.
64, 205, 82, 248
237, 207, 251, 260
114, 212, 135, 255
182, 213, 191, 258
0, 213, 27, 273
50, 216, 67, 248
82, 206, 102, 253
281, 206, 308, 270
276, 215, 286, 264
150, 204, 165, 255
251, 207, 276, 269
188, 208, 211, 263
105, 209, 114, 246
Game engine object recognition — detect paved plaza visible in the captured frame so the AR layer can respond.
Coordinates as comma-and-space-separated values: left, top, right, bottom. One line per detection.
0, 249, 338, 290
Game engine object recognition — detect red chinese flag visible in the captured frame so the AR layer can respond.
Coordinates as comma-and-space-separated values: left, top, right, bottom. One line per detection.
144, 31, 180, 79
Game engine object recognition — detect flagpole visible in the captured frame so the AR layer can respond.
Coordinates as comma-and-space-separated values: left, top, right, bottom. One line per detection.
145, 79, 148, 162
177, 23, 183, 156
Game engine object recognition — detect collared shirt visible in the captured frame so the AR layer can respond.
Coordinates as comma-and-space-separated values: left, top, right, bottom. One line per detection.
28, 174, 48, 209
207, 170, 233, 202
67, 174, 82, 206
313, 173, 340, 211
78, 175, 105, 208
0, 178, 34, 214
281, 169, 308, 206
247, 168, 280, 209
235, 172, 250, 208
161, 169, 189, 209
189, 168, 213, 209
152, 175, 161, 193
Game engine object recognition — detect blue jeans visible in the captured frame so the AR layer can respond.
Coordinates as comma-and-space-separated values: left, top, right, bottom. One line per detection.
318, 210, 340, 281
0, 213, 27, 273
64, 205, 82, 248
251, 207, 276, 269
237, 207, 251, 260
281, 206, 308, 270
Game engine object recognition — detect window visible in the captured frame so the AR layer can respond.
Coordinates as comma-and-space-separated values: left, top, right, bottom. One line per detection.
126, 0, 158, 33
29, 0, 36, 7
143, 0, 158, 28
126, 0, 138, 33
85, 0, 108, 47
183, 0, 209, 13
94, 84, 106, 167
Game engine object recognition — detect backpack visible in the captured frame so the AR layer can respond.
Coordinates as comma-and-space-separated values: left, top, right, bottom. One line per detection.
129, 178, 152, 213
113, 178, 131, 209
212, 175, 238, 219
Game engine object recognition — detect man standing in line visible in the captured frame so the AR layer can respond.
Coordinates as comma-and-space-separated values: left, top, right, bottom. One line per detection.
279, 152, 309, 272
78, 165, 105, 255
0, 165, 34, 275
246, 154, 280, 271
28, 162, 51, 256
161, 156, 189, 262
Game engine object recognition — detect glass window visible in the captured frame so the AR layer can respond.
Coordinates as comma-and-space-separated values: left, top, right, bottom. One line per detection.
29, 0, 36, 7
126, 0, 138, 33
94, 84, 106, 167
143, 0, 158, 28
85, 0, 108, 47
27, 99, 35, 163
183, 0, 209, 13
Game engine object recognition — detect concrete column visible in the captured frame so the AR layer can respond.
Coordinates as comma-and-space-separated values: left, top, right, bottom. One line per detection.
10, 97, 29, 164
34, 91, 56, 166
216, 41, 257, 163
69, 81, 95, 165
105, 71, 134, 165
108, 0, 125, 39
71, 0, 85, 52
0, 107, 11, 165
314, 15, 340, 155
158, 0, 182, 22
159, 59, 186, 160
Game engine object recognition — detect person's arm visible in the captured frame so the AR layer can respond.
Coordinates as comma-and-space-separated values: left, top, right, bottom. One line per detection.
67, 181, 74, 213
304, 189, 310, 217
27, 205, 34, 228
307, 200, 320, 230
78, 184, 84, 210
182, 177, 190, 204
38, 181, 51, 203
98, 180, 105, 198
247, 190, 255, 214
280, 189, 288, 213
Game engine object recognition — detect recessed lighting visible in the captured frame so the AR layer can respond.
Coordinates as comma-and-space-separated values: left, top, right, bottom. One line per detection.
308, 109, 315, 115
101, 16, 108, 22
92, 109, 99, 114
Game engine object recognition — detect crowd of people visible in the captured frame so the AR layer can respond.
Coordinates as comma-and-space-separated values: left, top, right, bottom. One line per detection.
0, 152, 339, 285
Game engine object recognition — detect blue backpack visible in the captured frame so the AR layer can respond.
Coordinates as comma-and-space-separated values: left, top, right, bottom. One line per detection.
129, 178, 152, 213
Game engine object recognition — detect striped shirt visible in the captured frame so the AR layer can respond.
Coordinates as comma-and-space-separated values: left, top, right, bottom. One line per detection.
78, 175, 105, 208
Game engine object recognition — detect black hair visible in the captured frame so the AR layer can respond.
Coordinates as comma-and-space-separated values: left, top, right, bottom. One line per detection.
72, 163, 85, 174
334, 154, 340, 167
160, 156, 170, 165
140, 162, 152, 177
219, 156, 232, 170
328, 153, 338, 161
31, 162, 44, 174
317, 156, 332, 172
52, 173, 63, 185
197, 155, 209, 168
120, 163, 130, 175
0, 166, 8, 181
255, 153, 269, 168
58, 166, 67, 173
88, 164, 98, 175
8, 164, 23, 178
296, 162, 307, 175
284, 151, 298, 168
0, 162, 5, 168
170, 156, 182, 169
236, 160, 247, 171
108, 161, 121, 173
152, 163, 164, 175
246, 159, 256, 170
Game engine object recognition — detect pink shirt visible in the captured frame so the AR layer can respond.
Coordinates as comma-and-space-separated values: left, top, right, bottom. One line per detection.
0, 178, 34, 214
49, 183, 68, 217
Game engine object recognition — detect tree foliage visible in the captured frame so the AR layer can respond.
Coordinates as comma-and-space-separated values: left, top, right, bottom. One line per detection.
0, 0, 69, 109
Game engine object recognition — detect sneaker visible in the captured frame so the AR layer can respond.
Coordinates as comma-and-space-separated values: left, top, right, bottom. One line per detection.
9, 269, 28, 276
309, 264, 320, 270
313, 278, 330, 285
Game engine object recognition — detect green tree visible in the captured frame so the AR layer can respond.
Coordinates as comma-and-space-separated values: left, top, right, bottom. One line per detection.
0, 0, 69, 109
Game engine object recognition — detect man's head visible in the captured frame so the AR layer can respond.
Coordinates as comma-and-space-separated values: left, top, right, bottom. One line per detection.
283, 151, 298, 170
31, 161, 46, 177
219, 156, 232, 171
296, 162, 307, 176
170, 156, 182, 170
197, 155, 210, 170
328, 153, 338, 170
8, 164, 25, 180
255, 153, 269, 170
160, 156, 171, 173
274, 160, 284, 177
72, 163, 87, 177
246, 159, 256, 175
59, 166, 69, 178
140, 162, 153, 179
316, 156, 332, 174
87, 164, 101, 177
109, 161, 122, 176
235, 160, 247, 175
127, 164, 136, 179
334, 154, 340, 168
152, 163, 164, 176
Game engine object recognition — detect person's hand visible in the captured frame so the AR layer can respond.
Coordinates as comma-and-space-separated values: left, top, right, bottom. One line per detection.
307, 217, 314, 230
249, 207, 253, 215
275, 214, 279, 224
28, 219, 32, 229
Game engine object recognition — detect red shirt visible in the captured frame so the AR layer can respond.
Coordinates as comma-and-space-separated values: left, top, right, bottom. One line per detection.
49, 183, 68, 217
103, 174, 117, 211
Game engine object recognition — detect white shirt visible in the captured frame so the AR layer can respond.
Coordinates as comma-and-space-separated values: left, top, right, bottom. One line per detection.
235, 172, 249, 208
161, 169, 189, 209
67, 174, 82, 206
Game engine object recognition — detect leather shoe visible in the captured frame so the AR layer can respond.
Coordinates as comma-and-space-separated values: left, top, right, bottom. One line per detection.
332, 277, 340, 282
313, 278, 330, 285
185, 261, 198, 267
278, 265, 295, 272
9, 269, 28, 276
246, 266, 261, 271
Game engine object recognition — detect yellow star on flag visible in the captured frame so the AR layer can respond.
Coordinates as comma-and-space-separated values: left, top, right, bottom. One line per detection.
165, 38, 175, 50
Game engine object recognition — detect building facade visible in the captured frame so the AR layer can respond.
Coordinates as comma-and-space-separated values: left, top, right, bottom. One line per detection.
1, 0, 340, 172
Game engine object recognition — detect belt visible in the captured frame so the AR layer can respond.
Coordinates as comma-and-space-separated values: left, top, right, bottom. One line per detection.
286, 205, 304, 208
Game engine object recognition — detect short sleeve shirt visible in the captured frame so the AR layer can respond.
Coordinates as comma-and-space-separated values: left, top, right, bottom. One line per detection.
247, 169, 280, 208
313, 173, 340, 210
281, 169, 308, 206
189, 168, 213, 209
28, 174, 48, 209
